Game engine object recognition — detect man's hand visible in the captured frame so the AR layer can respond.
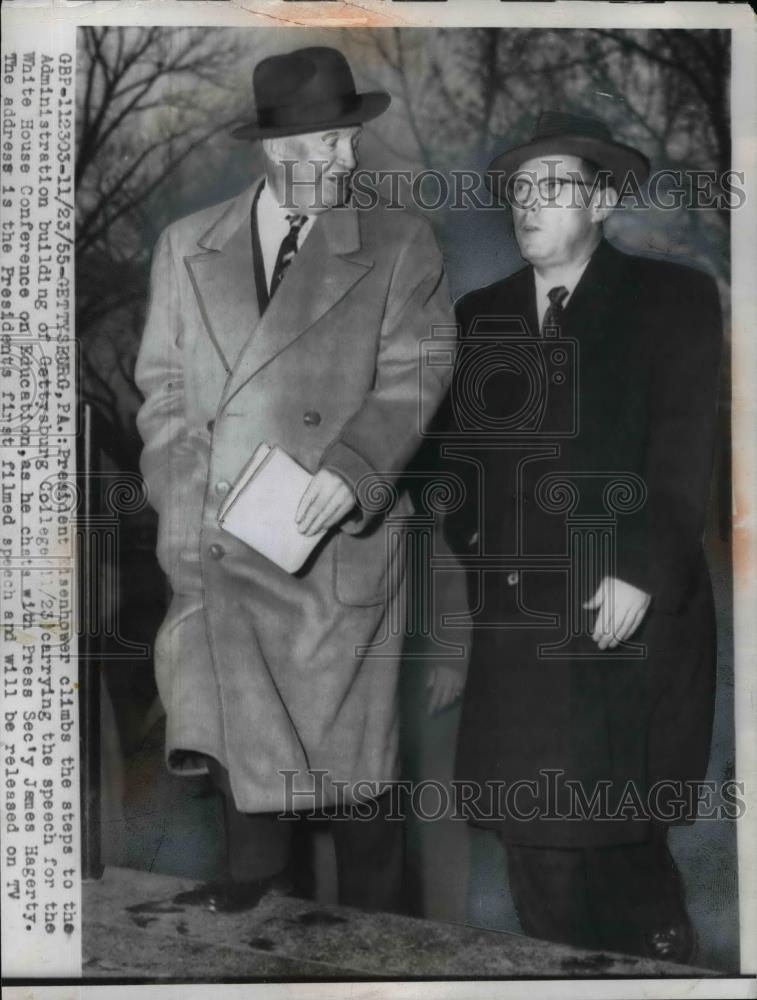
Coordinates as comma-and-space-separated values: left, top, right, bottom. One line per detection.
426, 665, 465, 716
295, 469, 355, 536
583, 576, 651, 650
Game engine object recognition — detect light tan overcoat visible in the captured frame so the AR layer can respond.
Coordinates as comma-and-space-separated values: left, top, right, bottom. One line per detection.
135, 180, 454, 812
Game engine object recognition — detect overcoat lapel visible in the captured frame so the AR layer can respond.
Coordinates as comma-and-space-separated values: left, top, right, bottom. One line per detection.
561, 239, 626, 346
184, 182, 262, 375
470, 265, 538, 337
220, 200, 374, 409
502, 239, 626, 345
511, 267, 539, 337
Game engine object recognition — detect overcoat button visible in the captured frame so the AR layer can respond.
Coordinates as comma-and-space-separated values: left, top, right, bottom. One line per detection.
303, 410, 321, 427
215, 480, 231, 497
209, 543, 225, 560
207, 419, 215, 432
506, 571, 519, 586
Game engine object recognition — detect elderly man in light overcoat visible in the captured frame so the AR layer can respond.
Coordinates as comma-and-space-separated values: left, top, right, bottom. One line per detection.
135, 46, 454, 912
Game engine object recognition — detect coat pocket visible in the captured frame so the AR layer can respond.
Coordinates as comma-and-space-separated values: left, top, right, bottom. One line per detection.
333, 496, 411, 607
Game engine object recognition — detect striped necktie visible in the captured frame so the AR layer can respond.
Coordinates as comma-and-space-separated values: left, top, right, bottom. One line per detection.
269, 213, 308, 298
542, 285, 569, 333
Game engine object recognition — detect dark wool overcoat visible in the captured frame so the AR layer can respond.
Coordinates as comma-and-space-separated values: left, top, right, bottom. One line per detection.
135, 180, 453, 813
447, 239, 722, 847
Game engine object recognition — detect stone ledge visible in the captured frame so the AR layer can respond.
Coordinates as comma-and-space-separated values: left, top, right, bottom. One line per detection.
83, 867, 711, 980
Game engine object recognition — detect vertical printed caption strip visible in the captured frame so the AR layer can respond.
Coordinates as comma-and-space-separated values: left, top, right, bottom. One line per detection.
1, 21, 81, 978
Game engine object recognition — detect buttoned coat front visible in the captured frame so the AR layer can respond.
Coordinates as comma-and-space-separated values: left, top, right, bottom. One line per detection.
447, 240, 722, 847
135, 180, 453, 813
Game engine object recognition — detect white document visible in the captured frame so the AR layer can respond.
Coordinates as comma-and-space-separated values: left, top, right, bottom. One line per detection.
218, 443, 327, 572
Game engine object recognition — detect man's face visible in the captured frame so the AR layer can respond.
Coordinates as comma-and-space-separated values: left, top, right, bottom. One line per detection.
278, 126, 362, 212
511, 155, 601, 270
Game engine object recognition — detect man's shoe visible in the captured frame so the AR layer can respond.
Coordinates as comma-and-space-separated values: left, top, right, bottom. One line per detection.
173, 874, 293, 914
644, 920, 697, 965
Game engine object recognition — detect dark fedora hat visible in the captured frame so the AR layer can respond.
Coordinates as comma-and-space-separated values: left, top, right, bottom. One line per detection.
487, 110, 650, 190
232, 46, 391, 141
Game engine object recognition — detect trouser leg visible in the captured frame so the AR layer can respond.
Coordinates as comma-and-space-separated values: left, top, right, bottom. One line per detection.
207, 757, 291, 882
330, 792, 405, 913
206, 762, 404, 908
504, 827, 692, 958
505, 843, 595, 948
586, 826, 693, 958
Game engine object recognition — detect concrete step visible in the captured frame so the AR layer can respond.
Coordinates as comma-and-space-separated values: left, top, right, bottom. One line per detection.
83, 867, 711, 980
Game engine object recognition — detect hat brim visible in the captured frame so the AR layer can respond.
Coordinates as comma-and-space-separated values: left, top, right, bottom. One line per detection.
486, 134, 650, 194
231, 91, 391, 141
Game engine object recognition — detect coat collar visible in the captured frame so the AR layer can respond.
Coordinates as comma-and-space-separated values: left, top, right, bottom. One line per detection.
499, 265, 539, 338
558, 239, 627, 347
184, 179, 373, 403
197, 181, 259, 253
197, 178, 364, 258
520, 238, 626, 342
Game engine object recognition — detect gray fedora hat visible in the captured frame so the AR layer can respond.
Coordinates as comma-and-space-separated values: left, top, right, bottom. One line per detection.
232, 46, 391, 141
487, 110, 650, 190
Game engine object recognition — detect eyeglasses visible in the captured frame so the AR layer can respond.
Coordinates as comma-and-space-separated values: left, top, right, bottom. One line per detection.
507, 175, 590, 207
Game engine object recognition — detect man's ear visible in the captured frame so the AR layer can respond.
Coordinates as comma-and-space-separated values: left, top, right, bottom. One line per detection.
262, 136, 293, 163
592, 185, 618, 222
261, 137, 279, 162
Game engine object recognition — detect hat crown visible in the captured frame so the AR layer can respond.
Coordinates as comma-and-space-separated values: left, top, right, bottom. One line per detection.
485, 107, 650, 194
253, 47, 357, 113
232, 44, 389, 141
532, 110, 614, 145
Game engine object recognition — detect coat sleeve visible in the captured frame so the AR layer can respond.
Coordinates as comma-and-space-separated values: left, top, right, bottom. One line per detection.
319, 216, 455, 531
135, 227, 207, 586
615, 269, 723, 613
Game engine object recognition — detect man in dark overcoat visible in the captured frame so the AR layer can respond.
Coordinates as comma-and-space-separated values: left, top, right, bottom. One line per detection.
135, 47, 455, 913
447, 111, 722, 961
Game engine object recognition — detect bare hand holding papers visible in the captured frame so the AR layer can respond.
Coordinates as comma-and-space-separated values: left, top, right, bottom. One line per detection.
218, 443, 328, 572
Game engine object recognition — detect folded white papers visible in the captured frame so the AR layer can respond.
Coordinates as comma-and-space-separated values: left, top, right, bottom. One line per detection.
217, 443, 327, 573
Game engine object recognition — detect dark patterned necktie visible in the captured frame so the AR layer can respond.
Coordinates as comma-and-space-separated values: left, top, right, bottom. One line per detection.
269, 213, 308, 298
542, 285, 569, 333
